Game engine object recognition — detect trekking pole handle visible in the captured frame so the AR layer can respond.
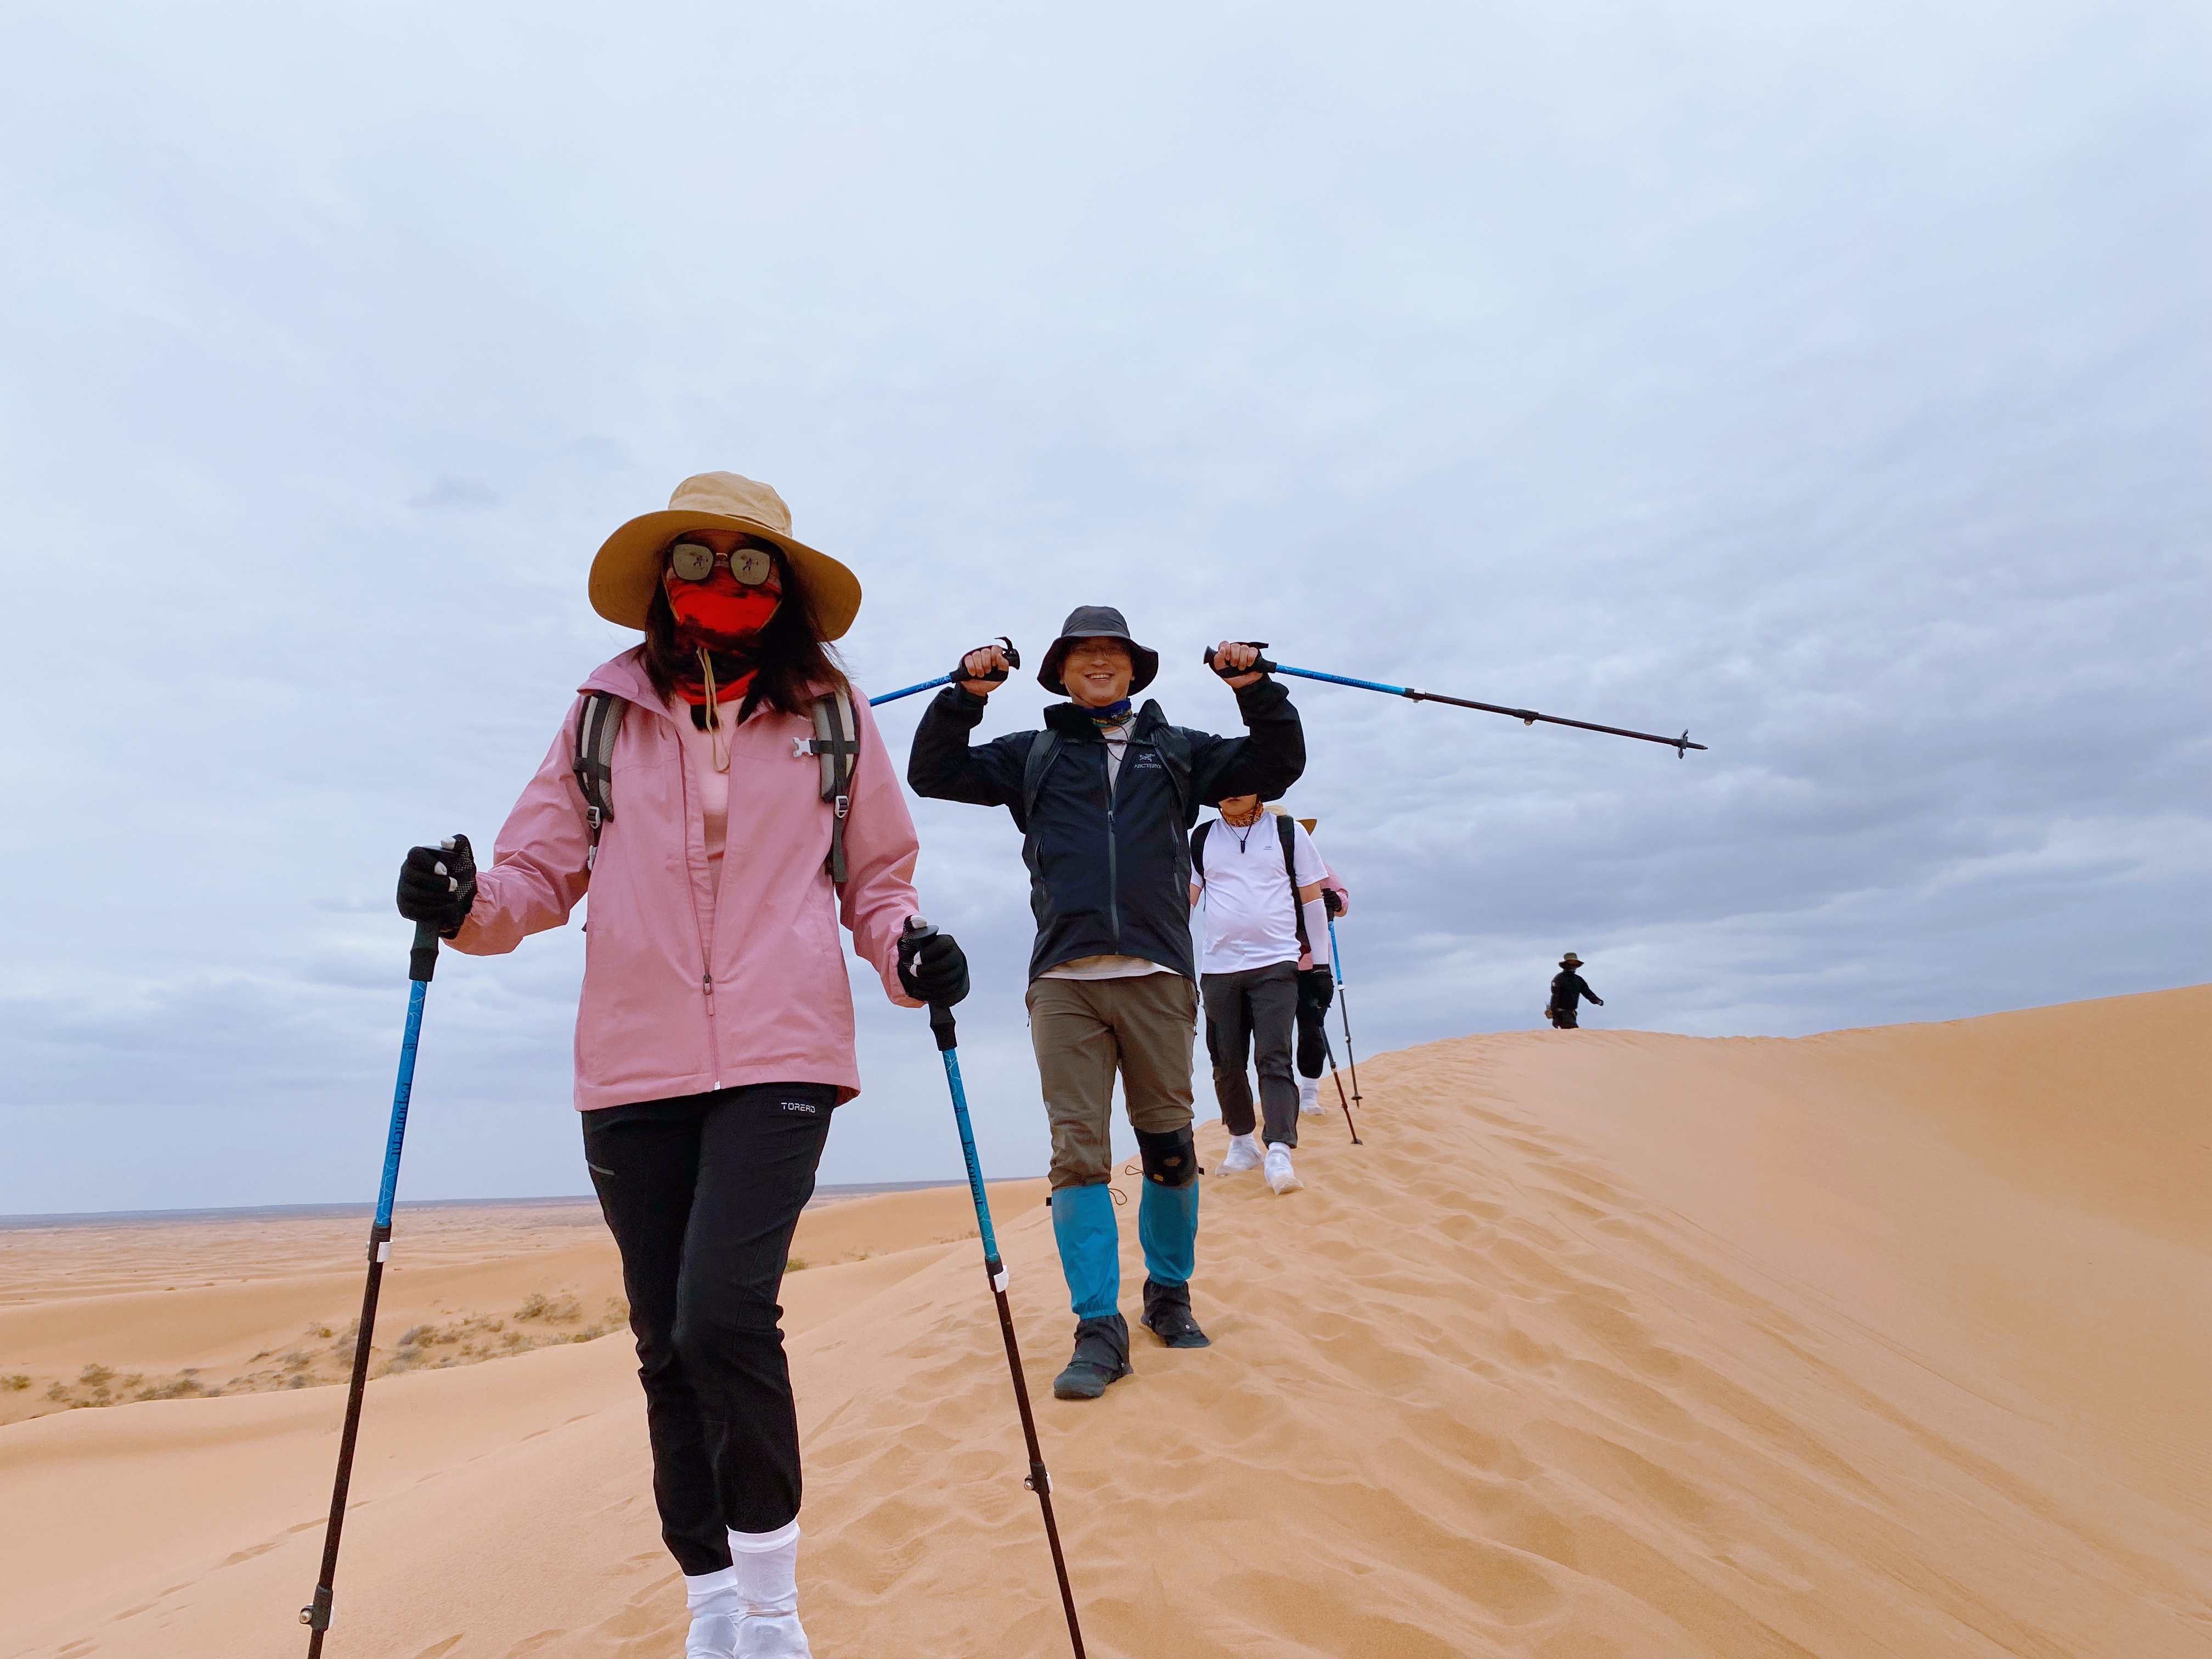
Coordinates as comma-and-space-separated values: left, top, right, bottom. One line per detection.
960, 635, 1022, 686
1202, 642, 1278, 678
407, 834, 458, 984
901, 915, 959, 1051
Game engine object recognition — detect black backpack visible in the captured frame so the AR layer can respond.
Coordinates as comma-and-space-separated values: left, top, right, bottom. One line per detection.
570, 688, 862, 883
1190, 812, 1311, 957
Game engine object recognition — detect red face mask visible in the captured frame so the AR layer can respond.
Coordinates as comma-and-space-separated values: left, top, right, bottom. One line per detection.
665, 565, 782, 653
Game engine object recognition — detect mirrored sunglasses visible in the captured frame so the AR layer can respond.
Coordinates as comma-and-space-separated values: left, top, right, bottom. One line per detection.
668, 540, 778, 586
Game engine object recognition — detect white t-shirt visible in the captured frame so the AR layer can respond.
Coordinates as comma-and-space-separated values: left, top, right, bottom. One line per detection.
1192, 812, 1325, 974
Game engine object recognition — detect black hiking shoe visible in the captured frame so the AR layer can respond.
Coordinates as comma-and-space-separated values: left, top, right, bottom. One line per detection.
1052, 1313, 1132, 1400
1141, 1278, 1212, 1348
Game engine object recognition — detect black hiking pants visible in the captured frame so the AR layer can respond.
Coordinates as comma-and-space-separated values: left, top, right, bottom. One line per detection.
1295, 966, 1334, 1079
583, 1080, 836, 1576
1203, 961, 1300, 1147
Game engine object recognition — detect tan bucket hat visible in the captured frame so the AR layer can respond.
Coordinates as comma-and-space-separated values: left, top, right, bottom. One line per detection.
589, 472, 862, 639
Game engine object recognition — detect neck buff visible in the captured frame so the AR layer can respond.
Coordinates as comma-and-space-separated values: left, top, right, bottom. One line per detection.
1085, 697, 1133, 732
664, 565, 783, 709
662, 565, 786, 774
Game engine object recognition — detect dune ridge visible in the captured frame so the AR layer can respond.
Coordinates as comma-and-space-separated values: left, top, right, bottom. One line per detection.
3, 990, 2206, 1656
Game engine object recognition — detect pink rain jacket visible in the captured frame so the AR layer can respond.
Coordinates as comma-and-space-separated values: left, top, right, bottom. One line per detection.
448, 648, 923, 1110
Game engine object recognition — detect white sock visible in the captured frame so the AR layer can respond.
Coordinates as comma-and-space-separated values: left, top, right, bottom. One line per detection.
729, 1520, 801, 1616
1298, 1076, 1319, 1113
686, 1565, 741, 1619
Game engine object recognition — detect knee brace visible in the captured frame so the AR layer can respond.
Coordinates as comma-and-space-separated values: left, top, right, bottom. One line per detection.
1135, 1125, 1199, 1188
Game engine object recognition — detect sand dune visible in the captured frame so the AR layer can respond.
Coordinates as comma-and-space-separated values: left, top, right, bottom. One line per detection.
3, 991, 2205, 1656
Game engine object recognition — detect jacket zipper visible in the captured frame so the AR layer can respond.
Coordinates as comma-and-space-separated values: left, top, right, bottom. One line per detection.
1104, 741, 1120, 949
670, 706, 721, 1088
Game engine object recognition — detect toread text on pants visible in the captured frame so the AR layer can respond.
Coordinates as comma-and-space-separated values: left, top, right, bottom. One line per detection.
584, 1081, 834, 1577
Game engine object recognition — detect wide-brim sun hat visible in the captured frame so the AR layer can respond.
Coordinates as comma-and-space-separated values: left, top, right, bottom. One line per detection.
1038, 605, 1160, 696
589, 471, 861, 639
1560, 953, 1584, 967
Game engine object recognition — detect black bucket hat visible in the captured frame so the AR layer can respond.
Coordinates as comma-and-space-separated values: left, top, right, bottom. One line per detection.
1037, 605, 1160, 697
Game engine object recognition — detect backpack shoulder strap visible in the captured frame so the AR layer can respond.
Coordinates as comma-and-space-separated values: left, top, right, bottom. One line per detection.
1190, 819, 1212, 882
571, 692, 627, 868
1279, 814, 1311, 955
803, 690, 861, 884
1021, 729, 1062, 827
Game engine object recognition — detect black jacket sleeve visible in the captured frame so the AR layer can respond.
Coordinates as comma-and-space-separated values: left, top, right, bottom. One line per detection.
907, 685, 1036, 808
1186, 676, 1307, 806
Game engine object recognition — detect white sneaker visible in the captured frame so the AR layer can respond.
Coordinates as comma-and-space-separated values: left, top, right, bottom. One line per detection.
686, 1612, 739, 1658
1265, 1143, 1302, 1194
1218, 1132, 1262, 1173
737, 1613, 812, 1658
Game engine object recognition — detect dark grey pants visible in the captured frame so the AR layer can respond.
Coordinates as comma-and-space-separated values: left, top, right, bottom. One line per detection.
1202, 961, 1300, 1147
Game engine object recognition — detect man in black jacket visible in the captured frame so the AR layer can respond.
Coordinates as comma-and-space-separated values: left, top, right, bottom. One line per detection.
1548, 953, 1605, 1029
909, 606, 1304, 1400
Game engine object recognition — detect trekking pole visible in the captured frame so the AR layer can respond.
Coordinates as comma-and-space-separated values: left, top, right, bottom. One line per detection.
1318, 1029, 1362, 1144
1204, 646, 1706, 754
1327, 913, 1363, 1111
300, 900, 447, 1655
900, 917, 1086, 1658
868, 637, 1019, 707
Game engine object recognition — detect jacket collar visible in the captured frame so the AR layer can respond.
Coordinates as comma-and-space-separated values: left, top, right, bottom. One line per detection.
1045, 698, 1169, 741
579, 647, 837, 724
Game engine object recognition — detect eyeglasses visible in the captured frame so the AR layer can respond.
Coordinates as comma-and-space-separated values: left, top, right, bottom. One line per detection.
668, 541, 778, 586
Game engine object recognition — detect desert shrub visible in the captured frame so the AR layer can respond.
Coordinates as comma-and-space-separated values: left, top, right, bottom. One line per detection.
0, 1373, 29, 1392
44, 1381, 70, 1402
305, 1323, 334, 1339
77, 1363, 113, 1387
786, 1256, 810, 1272
515, 1293, 583, 1324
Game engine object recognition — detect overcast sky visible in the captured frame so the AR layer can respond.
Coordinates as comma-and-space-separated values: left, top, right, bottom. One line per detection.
2, 0, 2205, 1215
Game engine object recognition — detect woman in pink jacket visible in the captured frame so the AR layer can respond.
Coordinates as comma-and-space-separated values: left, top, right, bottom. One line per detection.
396, 472, 967, 1659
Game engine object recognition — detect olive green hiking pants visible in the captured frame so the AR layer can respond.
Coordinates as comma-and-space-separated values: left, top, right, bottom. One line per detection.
1025, 973, 1198, 1188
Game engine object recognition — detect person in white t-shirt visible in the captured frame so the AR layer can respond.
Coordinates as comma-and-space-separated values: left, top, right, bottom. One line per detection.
1188, 793, 1327, 1194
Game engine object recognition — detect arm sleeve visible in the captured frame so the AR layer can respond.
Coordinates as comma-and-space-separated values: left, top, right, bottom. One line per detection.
1301, 896, 1331, 965
906, 685, 1032, 810
446, 702, 594, 956
1185, 676, 1307, 805
838, 695, 926, 1008
1322, 860, 1350, 916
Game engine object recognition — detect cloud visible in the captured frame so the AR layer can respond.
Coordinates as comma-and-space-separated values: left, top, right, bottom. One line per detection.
409, 473, 499, 511
0, 0, 2203, 1211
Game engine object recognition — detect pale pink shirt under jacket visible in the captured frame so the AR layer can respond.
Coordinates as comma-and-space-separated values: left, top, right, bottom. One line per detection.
448, 647, 924, 1110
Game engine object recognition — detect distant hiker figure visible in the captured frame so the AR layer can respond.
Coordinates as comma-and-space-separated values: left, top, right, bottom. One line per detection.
909, 607, 1305, 1400
1289, 816, 1351, 1120
1190, 799, 1327, 1194
1548, 953, 1604, 1029
395, 472, 967, 1659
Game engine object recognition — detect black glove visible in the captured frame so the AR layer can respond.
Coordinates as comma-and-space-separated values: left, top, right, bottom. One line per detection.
1321, 888, 1344, 917
897, 928, 970, 1006
397, 834, 477, 938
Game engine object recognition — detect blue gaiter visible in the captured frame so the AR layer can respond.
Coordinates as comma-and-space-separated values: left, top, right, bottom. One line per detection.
1137, 1177, 1199, 1288
1049, 1182, 1121, 1319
